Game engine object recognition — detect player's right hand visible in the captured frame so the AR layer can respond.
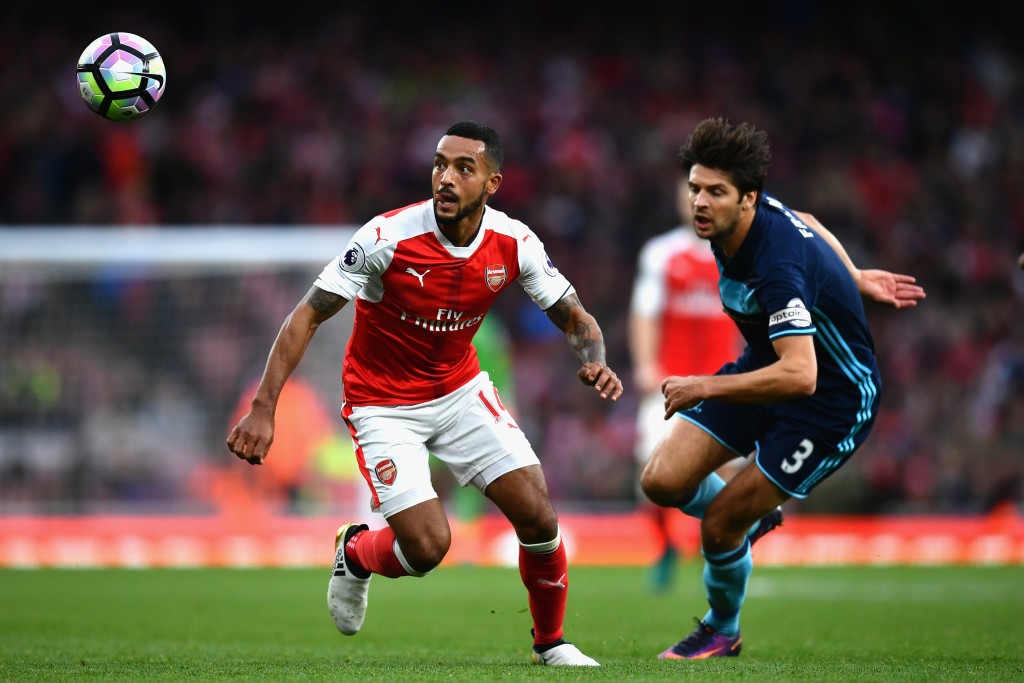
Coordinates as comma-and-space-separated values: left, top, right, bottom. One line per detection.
226, 410, 275, 465
661, 375, 706, 418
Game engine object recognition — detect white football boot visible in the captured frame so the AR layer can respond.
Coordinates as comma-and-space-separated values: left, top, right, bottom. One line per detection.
327, 522, 370, 635
531, 639, 600, 666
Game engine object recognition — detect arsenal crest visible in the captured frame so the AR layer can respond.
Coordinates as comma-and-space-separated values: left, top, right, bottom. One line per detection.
485, 264, 507, 292
374, 459, 397, 486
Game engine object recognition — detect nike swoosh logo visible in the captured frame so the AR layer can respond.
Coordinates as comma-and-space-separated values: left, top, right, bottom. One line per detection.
691, 639, 742, 659
140, 73, 165, 86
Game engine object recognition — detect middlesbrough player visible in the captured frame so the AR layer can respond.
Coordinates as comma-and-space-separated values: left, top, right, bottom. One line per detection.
641, 118, 924, 660
226, 121, 621, 666
628, 176, 746, 591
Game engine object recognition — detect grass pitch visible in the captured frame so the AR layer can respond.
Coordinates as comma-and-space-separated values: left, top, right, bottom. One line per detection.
1, 563, 1021, 681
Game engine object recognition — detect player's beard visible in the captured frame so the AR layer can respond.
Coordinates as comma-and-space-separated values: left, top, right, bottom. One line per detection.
703, 201, 743, 243
434, 188, 486, 227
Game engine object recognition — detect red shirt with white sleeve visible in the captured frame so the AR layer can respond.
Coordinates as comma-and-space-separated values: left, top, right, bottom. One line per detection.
315, 200, 572, 406
630, 226, 742, 377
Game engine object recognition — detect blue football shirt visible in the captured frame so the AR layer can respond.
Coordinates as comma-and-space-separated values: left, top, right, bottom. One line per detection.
712, 194, 881, 429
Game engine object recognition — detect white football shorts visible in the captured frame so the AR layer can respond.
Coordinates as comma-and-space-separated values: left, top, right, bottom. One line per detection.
635, 390, 670, 464
341, 371, 539, 518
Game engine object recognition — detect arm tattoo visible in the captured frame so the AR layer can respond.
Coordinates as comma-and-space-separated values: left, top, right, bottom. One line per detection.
547, 293, 606, 365
305, 286, 346, 317
545, 294, 575, 329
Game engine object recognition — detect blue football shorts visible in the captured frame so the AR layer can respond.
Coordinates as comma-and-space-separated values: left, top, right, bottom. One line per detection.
678, 397, 878, 499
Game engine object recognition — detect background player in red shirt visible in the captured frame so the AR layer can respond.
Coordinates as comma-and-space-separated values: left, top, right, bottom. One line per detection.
629, 176, 745, 591
226, 121, 622, 666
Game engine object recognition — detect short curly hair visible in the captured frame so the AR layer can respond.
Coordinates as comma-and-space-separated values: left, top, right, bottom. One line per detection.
445, 120, 503, 171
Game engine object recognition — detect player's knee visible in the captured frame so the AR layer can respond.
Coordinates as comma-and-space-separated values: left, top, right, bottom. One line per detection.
640, 467, 678, 507
511, 508, 558, 545
399, 527, 452, 572
493, 479, 559, 543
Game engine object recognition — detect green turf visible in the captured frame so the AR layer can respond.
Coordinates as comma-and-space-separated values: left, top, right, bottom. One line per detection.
1, 563, 1021, 681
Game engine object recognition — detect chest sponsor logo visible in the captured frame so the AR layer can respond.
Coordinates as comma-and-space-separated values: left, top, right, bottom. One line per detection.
399, 308, 485, 332
374, 459, 397, 486
485, 264, 507, 292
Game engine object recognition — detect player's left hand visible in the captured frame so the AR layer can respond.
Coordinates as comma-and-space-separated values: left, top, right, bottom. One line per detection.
577, 362, 623, 401
857, 269, 926, 309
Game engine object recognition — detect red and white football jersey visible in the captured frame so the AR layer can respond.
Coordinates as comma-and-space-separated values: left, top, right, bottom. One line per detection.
316, 200, 572, 406
630, 226, 742, 376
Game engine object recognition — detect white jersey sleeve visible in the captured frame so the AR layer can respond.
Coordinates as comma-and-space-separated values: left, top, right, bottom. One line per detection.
314, 220, 395, 301
630, 233, 669, 317
514, 221, 573, 310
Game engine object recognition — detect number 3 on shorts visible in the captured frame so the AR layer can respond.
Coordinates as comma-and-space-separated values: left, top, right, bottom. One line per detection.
781, 438, 814, 474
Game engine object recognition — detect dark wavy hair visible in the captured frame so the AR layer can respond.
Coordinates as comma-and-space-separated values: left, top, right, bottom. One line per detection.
677, 117, 771, 201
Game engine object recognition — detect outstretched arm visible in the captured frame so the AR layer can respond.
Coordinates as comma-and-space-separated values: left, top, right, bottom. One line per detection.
546, 292, 623, 401
226, 286, 348, 464
795, 211, 926, 309
852, 269, 926, 310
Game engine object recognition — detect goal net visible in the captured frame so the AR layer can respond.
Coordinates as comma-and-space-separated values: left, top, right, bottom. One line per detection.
0, 226, 365, 516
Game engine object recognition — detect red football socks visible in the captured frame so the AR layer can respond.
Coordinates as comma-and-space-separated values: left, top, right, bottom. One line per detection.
519, 539, 568, 645
348, 527, 409, 579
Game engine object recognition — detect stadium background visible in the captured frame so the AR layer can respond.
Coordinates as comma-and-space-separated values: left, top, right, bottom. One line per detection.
1, 2, 1022, 565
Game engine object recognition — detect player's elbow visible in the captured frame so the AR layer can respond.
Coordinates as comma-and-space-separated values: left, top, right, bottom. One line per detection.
776, 343, 817, 397
780, 360, 816, 397
793, 367, 817, 396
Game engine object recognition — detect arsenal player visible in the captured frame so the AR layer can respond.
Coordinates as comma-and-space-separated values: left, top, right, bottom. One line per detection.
227, 121, 622, 666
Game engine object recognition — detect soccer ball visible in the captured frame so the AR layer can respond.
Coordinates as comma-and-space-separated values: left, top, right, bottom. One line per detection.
76, 32, 166, 122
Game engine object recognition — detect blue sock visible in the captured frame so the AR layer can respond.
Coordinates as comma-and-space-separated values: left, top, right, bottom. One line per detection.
700, 539, 752, 637
679, 472, 762, 538
677, 473, 726, 518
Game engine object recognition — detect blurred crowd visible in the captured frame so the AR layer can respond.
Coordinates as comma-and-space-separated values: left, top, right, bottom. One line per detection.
1, 3, 1022, 515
